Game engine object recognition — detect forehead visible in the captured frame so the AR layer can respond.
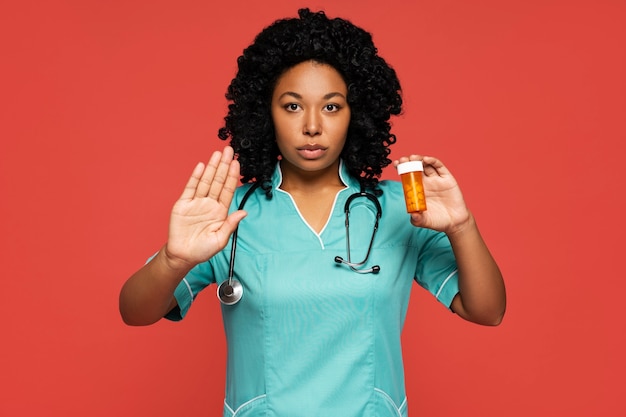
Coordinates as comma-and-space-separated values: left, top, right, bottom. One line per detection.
273, 61, 347, 96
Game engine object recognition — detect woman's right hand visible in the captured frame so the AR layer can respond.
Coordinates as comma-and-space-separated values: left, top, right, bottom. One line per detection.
163, 146, 247, 270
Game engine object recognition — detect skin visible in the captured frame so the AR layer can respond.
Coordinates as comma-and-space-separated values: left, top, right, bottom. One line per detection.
118, 147, 246, 325
392, 155, 506, 325
271, 61, 351, 233
119, 59, 505, 326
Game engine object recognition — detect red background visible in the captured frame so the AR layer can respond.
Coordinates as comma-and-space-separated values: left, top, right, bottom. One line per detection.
1, 0, 625, 416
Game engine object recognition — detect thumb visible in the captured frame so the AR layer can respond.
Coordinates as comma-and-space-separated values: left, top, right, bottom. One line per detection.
212, 210, 248, 249
222, 210, 248, 234
409, 211, 426, 228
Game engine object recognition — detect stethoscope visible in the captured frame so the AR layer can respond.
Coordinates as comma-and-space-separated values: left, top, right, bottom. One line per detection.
217, 182, 382, 305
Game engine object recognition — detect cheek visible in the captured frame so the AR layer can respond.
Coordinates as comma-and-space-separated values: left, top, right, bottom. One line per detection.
272, 125, 290, 148
332, 116, 351, 139
272, 112, 296, 137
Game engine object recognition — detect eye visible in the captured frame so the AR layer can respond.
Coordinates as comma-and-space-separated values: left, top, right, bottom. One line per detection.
323, 104, 341, 112
284, 103, 301, 112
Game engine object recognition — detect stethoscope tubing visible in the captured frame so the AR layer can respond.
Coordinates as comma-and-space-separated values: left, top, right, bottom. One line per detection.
217, 182, 261, 305
334, 190, 382, 274
218, 183, 382, 305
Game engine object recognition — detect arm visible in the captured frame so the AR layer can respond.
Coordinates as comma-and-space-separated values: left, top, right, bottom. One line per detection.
446, 214, 505, 326
393, 155, 506, 326
119, 146, 247, 326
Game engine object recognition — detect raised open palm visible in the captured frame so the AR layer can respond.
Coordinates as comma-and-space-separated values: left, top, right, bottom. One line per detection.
165, 146, 247, 268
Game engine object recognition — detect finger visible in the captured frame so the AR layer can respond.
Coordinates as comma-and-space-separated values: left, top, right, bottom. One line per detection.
213, 209, 248, 247
218, 159, 241, 208
208, 146, 235, 200
180, 162, 205, 200
195, 150, 223, 198
421, 156, 448, 177
409, 211, 426, 227
393, 154, 424, 167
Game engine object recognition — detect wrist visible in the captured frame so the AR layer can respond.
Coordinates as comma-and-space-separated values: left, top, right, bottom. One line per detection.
445, 212, 476, 239
159, 244, 196, 274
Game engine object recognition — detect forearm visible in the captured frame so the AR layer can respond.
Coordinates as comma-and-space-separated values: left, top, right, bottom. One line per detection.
447, 214, 506, 326
119, 246, 193, 326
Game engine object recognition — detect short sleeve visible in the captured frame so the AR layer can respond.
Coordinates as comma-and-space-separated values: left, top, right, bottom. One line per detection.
164, 260, 216, 321
414, 230, 459, 308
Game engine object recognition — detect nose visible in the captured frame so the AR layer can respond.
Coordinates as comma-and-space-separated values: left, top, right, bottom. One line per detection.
303, 111, 321, 136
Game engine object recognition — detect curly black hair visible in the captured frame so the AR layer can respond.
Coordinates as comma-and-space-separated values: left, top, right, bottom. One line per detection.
218, 8, 403, 196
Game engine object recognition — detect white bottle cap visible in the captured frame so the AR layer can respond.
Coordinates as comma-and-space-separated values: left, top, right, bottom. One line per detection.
396, 160, 423, 175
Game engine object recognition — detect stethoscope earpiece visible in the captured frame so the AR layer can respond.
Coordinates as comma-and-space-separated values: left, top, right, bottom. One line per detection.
335, 190, 382, 275
335, 255, 381, 274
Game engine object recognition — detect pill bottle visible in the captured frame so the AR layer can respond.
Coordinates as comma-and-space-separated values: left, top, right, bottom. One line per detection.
397, 161, 427, 212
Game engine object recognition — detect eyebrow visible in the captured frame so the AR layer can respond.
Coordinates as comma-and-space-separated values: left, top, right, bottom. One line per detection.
278, 91, 347, 100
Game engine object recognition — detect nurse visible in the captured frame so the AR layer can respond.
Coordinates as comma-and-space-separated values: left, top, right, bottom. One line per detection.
119, 8, 506, 417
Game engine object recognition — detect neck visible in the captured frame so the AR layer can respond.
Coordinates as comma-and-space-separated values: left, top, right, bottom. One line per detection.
279, 160, 344, 195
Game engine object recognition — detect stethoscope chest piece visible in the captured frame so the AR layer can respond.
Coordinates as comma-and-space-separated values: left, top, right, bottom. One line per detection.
218, 182, 260, 306
217, 279, 243, 305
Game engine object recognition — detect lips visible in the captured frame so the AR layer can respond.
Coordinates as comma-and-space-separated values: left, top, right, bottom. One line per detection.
297, 144, 327, 159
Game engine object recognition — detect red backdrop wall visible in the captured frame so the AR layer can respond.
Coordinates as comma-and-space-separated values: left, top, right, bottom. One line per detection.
1, 0, 625, 416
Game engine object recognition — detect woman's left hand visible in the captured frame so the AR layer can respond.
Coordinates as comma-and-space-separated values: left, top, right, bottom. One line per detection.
393, 155, 471, 235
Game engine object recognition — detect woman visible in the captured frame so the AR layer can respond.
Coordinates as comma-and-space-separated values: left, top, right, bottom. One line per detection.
119, 9, 505, 417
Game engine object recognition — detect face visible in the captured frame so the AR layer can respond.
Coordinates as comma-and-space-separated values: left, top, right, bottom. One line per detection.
271, 60, 351, 176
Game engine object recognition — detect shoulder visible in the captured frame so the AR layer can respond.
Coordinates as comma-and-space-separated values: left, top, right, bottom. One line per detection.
376, 180, 408, 225
230, 182, 262, 211
378, 179, 402, 192
377, 179, 404, 207
377, 179, 447, 241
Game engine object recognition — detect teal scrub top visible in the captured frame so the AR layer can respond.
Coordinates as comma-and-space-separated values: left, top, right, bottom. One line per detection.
166, 161, 459, 417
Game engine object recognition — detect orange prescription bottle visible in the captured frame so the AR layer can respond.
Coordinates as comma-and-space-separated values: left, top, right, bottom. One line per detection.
397, 160, 427, 212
